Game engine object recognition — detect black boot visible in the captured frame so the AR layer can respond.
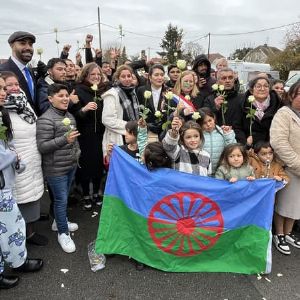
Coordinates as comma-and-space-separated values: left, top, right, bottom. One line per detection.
13, 258, 43, 273
0, 275, 19, 289
26, 232, 48, 246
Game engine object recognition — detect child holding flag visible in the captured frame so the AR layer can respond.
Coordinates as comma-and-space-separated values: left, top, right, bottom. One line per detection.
215, 143, 255, 182
248, 141, 290, 255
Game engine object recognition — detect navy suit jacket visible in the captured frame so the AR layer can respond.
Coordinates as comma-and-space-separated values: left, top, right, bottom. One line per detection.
0, 57, 36, 110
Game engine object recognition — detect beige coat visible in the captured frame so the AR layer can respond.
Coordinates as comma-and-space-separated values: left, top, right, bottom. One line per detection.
270, 106, 300, 176
270, 106, 300, 218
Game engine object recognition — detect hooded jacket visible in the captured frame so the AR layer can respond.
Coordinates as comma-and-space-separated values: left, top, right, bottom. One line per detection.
192, 54, 216, 99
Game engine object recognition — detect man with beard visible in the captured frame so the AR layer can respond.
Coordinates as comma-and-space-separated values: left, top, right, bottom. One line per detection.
192, 54, 216, 100
0, 31, 36, 110
36, 58, 67, 116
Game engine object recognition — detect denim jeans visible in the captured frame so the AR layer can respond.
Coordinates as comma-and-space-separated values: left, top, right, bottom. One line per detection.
46, 167, 76, 234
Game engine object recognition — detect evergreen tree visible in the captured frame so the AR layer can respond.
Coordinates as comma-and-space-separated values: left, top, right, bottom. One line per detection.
230, 47, 253, 60
160, 23, 184, 64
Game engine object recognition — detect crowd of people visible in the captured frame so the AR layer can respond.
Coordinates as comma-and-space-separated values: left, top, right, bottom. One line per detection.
1, 30, 300, 289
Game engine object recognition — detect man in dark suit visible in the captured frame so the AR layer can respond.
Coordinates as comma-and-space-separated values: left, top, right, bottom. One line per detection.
0, 31, 36, 111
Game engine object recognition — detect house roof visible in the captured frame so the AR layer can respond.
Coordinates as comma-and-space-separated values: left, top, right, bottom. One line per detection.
207, 53, 225, 63
244, 44, 281, 63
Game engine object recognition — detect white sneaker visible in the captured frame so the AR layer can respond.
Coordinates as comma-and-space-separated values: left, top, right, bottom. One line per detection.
52, 220, 79, 232
58, 233, 76, 253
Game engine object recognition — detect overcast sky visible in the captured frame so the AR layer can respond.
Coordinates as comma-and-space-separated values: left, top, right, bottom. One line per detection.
1, 0, 300, 64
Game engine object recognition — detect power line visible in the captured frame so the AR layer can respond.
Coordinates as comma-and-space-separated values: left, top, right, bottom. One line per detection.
187, 21, 300, 42
211, 21, 300, 36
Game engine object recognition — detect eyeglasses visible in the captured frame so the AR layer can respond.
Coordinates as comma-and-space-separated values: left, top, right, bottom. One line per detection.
254, 84, 270, 90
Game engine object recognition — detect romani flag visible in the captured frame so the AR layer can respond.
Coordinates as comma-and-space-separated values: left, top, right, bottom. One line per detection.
95, 147, 280, 274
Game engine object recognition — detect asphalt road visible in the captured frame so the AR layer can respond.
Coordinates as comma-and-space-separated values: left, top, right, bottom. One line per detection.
1, 194, 300, 300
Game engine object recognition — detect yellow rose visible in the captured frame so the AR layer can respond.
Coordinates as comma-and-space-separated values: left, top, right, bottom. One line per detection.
176, 60, 186, 70
212, 84, 219, 91
62, 118, 71, 126
219, 85, 225, 91
185, 95, 191, 101
91, 84, 98, 91
165, 91, 173, 100
144, 90, 152, 99
192, 112, 201, 120
248, 95, 255, 103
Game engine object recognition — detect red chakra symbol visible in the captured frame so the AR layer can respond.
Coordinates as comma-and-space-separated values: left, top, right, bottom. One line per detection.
148, 192, 224, 256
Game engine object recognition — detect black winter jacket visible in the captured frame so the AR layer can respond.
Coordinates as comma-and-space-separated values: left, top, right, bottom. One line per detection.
235, 90, 282, 145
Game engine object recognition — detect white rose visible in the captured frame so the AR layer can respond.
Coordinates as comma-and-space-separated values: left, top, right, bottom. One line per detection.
154, 111, 162, 118
144, 91, 152, 99
212, 84, 219, 91
248, 95, 255, 103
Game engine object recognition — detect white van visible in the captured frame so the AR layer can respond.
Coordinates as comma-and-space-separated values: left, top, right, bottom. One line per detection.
224, 60, 279, 85
284, 71, 300, 92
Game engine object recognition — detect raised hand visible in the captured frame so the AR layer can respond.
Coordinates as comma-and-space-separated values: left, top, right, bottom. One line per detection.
69, 90, 79, 104
63, 44, 71, 53
85, 34, 93, 46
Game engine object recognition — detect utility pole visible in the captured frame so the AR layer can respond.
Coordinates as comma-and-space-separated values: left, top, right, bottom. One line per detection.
119, 25, 124, 49
207, 33, 211, 60
97, 6, 102, 49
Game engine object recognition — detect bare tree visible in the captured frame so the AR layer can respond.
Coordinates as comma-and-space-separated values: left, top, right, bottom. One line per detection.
182, 41, 204, 63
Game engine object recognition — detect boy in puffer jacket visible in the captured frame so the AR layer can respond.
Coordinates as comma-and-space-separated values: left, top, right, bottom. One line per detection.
36, 83, 81, 254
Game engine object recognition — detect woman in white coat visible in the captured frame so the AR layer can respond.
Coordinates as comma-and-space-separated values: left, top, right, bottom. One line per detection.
2, 71, 46, 246
102, 65, 139, 157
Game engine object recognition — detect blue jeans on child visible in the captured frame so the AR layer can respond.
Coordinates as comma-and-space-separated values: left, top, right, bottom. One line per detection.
46, 167, 76, 234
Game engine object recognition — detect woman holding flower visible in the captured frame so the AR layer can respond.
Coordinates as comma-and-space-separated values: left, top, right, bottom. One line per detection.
236, 76, 281, 147
136, 64, 169, 141
74, 63, 110, 210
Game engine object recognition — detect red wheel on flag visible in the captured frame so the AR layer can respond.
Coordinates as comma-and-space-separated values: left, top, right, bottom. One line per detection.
148, 192, 224, 256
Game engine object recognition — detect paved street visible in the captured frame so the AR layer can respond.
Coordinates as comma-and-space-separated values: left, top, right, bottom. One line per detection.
1, 194, 300, 300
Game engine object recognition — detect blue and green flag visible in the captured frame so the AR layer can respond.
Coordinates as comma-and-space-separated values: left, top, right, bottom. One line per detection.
96, 146, 279, 274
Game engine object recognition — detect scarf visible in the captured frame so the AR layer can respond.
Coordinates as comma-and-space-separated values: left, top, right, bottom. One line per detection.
4, 91, 37, 124
115, 85, 139, 121
254, 96, 270, 121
